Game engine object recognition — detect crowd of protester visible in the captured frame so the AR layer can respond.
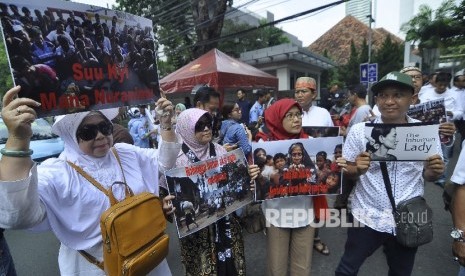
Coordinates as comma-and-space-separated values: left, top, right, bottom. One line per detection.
0, 5, 465, 274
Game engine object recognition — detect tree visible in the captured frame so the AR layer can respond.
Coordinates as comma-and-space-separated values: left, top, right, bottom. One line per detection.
401, 0, 462, 72
117, 0, 231, 73
340, 40, 360, 85
372, 35, 404, 78
218, 19, 289, 58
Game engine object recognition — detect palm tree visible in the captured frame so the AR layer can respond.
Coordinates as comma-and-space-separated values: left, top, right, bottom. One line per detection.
401, 0, 456, 72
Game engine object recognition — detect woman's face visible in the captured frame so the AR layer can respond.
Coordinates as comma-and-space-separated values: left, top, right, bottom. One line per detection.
256, 150, 266, 162
380, 128, 398, 150
326, 174, 339, 188
291, 146, 303, 165
77, 115, 113, 158
316, 155, 326, 169
194, 123, 212, 145
282, 106, 302, 134
230, 104, 242, 121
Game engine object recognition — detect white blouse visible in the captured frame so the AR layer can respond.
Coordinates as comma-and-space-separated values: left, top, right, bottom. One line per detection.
0, 141, 181, 275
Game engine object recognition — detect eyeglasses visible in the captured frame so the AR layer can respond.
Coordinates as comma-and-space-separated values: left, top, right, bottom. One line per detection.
376, 92, 411, 102
295, 89, 315, 95
409, 74, 422, 80
284, 112, 303, 121
76, 121, 113, 141
195, 121, 212, 133
291, 152, 303, 157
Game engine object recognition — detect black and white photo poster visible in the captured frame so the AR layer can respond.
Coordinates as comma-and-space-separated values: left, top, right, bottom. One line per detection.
365, 122, 440, 161
164, 149, 252, 238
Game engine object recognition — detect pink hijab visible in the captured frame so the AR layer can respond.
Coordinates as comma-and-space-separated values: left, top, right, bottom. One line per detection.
176, 108, 214, 161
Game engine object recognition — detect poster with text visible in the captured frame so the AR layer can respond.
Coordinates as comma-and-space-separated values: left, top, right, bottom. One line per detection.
303, 126, 340, 137
407, 99, 446, 124
0, 0, 160, 117
365, 122, 440, 161
165, 149, 252, 238
252, 136, 344, 201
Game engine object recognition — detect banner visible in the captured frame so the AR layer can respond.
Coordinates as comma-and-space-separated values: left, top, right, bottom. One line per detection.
365, 122, 440, 161
0, 0, 160, 117
164, 149, 252, 238
252, 136, 344, 201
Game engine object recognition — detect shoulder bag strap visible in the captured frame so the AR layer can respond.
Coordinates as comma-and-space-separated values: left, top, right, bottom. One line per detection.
380, 161, 396, 211
66, 161, 109, 197
111, 147, 126, 184
66, 162, 107, 270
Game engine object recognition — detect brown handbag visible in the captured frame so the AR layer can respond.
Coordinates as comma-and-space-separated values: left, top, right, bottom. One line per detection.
68, 148, 169, 276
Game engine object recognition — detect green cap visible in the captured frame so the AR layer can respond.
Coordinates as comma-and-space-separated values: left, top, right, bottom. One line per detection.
371, 71, 415, 95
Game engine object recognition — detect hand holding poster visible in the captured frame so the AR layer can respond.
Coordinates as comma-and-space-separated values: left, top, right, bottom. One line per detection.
164, 149, 252, 238
252, 136, 344, 201
0, 0, 160, 117
365, 122, 440, 161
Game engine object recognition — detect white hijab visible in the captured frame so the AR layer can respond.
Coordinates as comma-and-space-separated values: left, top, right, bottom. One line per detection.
51, 108, 120, 186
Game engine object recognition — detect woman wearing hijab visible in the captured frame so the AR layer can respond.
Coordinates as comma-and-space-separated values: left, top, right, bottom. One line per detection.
175, 108, 246, 276
0, 86, 179, 275
255, 98, 345, 276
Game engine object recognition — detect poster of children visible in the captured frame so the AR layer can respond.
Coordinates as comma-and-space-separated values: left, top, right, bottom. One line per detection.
252, 136, 344, 201
407, 99, 446, 124
365, 122, 440, 161
164, 149, 252, 238
0, 0, 160, 117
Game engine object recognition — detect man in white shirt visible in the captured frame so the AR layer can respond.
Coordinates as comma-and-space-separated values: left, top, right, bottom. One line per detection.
294, 76, 333, 256
453, 73, 465, 143
294, 77, 333, 127
419, 72, 463, 187
335, 71, 444, 276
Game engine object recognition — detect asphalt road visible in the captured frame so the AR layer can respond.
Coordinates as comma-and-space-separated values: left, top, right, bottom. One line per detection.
4, 141, 463, 276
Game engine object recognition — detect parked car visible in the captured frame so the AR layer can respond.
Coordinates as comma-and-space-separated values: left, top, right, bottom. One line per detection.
0, 118, 64, 162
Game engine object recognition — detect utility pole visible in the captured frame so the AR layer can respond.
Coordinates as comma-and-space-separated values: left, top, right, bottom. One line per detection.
367, 0, 375, 106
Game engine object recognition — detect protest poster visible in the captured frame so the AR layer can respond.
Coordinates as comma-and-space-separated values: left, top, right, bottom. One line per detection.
365, 122, 440, 161
0, 0, 160, 117
303, 126, 340, 137
252, 136, 344, 201
164, 149, 252, 238
407, 99, 447, 124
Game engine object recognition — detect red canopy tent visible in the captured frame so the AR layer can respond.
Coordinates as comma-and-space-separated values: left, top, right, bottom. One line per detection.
159, 48, 278, 97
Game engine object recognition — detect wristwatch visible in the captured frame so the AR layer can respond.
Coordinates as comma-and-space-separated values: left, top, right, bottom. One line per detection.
451, 228, 465, 241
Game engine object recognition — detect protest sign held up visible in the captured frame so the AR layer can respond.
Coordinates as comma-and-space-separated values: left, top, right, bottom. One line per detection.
0, 0, 160, 117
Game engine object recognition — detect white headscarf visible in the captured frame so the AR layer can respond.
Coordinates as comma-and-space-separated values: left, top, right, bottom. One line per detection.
51, 108, 120, 185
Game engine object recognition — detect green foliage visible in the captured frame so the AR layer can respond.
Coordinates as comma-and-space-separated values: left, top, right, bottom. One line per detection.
372, 35, 404, 78
117, 0, 229, 74
401, 0, 464, 71
218, 19, 289, 58
0, 39, 14, 101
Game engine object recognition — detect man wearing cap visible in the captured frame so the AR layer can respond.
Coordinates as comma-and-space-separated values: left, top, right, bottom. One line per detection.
294, 77, 333, 127
335, 71, 444, 276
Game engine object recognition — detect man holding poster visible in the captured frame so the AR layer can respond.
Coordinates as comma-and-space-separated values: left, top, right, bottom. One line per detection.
336, 72, 445, 276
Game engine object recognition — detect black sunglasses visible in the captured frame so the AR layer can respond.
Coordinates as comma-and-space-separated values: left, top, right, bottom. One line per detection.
76, 121, 113, 141
194, 114, 213, 133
